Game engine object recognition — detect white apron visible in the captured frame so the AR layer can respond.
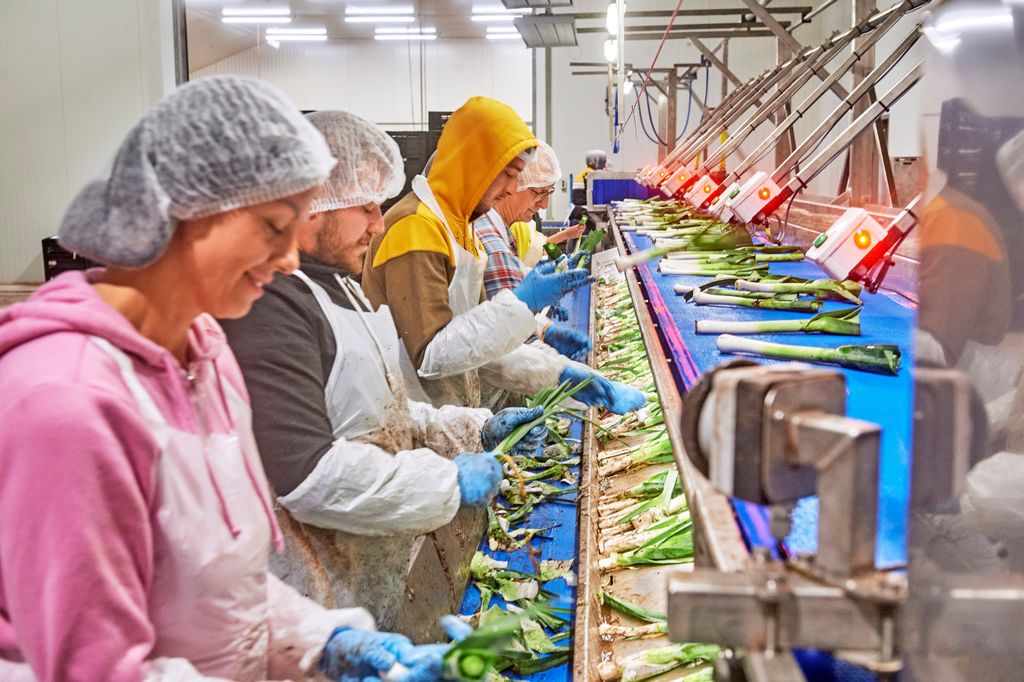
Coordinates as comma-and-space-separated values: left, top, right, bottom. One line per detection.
272, 270, 426, 630
93, 337, 280, 681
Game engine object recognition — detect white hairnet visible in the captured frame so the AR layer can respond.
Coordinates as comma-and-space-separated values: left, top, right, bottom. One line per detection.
304, 111, 406, 213
58, 75, 337, 267
517, 141, 561, 189
585, 149, 608, 170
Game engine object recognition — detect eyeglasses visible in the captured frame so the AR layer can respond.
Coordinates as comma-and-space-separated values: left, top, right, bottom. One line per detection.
529, 187, 556, 198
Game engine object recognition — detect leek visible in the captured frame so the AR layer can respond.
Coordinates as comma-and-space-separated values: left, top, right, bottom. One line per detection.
689, 287, 821, 312
717, 334, 902, 375
596, 643, 719, 682
496, 377, 593, 453
598, 519, 694, 571
695, 307, 862, 336
735, 276, 863, 305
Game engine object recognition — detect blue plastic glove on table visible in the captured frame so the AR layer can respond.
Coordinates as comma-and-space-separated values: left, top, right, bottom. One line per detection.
544, 323, 592, 361
513, 260, 593, 312
481, 406, 547, 456
454, 452, 503, 507
393, 616, 475, 682
320, 627, 414, 682
558, 366, 647, 415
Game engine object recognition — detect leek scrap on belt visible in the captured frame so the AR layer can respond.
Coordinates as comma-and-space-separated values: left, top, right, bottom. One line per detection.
496, 378, 593, 454
695, 307, 862, 336
717, 334, 902, 375
596, 643, 719, 682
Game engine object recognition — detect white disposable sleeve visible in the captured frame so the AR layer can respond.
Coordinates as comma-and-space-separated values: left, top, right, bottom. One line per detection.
407, 400, 491, 456
477, 341, 569, 397
417, 289, 538, 380
522, 229, 547, 268
264, 573, 377, 681
277, 437, 460, 536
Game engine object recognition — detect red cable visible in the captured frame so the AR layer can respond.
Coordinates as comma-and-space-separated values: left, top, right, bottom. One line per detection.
619, 0, 686, 134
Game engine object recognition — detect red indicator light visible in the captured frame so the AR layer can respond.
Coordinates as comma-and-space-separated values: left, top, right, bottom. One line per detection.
758, 187, 771, 200
679, 174, 686, 181
659, 171, 667, 178
853, 229, 872, 249
703, 184, 712, 193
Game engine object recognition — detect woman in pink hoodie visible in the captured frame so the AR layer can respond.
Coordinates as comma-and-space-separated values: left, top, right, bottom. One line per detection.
0, 76, 448, 682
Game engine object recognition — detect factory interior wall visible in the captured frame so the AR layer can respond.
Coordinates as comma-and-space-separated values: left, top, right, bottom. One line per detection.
537, 0, 923, 220
191, 39, 534, 131
0, 0, 177, 283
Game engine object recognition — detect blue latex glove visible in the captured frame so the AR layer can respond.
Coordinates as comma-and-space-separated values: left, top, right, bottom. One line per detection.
544, 324, 592, 362
320, 627, 414, 682
481, 406, 546, 456
558, 365, 615, 410
393, 616, 474, 682
454, 453, 503, 507
606, 381, 647, 415
513, 260, 593, 313
549, 302, 569, 322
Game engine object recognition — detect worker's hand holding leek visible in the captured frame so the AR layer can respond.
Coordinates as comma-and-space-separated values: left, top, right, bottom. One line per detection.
393, 616, 475, 682
558, 366, 648, 415
513, 259, 592, 313
481, 406, 547, 456
319, 627, 415, 681
453, 453, 504, 507
543, 323, 592, 361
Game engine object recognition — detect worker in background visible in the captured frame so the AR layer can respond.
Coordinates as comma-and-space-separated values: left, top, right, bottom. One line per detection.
363, 97, 644, 416
575, 148, 608, 185
0, 77, 447, 682
570, 149, 608, 225
220, 111, 547, 630
476, 141, 591, 361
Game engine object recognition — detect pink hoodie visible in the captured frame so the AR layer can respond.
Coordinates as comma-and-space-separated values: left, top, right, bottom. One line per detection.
0, 271, 372, 681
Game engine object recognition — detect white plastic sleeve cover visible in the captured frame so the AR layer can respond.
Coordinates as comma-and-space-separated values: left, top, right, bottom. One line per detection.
264, 573, 378, 680
523, 228, 548, 268
417, 289, 538, 380
277, 437, 461, 536
477, 340, 569, 397
406, 400, 491, 456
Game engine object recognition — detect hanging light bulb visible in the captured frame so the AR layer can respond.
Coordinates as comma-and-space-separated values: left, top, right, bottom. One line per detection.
623, 79, 634, 94
604, 38, 618, 63
605, 1, 627, 34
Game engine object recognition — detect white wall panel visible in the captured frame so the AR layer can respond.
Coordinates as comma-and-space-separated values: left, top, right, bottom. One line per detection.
192, 39, 533, 129
0, 0, 175, 282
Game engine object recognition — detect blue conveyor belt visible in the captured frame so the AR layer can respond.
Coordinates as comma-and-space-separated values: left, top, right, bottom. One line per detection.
623, 231, 914, 568
456, 285, 590, 682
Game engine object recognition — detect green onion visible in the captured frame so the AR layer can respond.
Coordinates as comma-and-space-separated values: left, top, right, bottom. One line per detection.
716, 334, 902, 375
598, 518, 694, 571
695, 306, 862, 336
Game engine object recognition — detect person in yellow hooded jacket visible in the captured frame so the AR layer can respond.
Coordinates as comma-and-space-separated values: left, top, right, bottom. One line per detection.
362, 97, 646, 415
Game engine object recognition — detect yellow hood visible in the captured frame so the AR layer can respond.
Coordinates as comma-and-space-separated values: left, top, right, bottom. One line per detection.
374, 97, 537, 267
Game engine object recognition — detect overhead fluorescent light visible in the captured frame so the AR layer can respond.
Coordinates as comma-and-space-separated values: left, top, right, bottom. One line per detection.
266, 27, 327, 35
472, 4, 530, 13
501, 0, 574, 8
222, 16, 293, 23
375, 26, 436, 33
344, 14, 415, 22
486, 26, 519, 33
486, 33, 521, 39
606, 1, 626, 34
374, 33, 438, 40
471, 14, 517, 21
345, 15, 416, 22
222, 6, 290, 16
346, 4, 414, 14
265, 34, 327, 41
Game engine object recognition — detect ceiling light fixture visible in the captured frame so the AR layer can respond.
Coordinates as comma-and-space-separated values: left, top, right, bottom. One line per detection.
346, 4, 414, 14
486, 33, 521, 40
266, 27, 327, 35
374, 33, 438, 40
344, 15, 416, 22
375, 26, 436, 33
606, 1, 626, 34
222, 6, 290, 16
486, 26, 519, 33
265, 34, 327, 41
603, 37, 617, 62
222, 16, 293, 23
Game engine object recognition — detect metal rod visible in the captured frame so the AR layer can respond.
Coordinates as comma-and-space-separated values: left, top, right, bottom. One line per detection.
621, 29, 781, 39
691, 36, 744, 87
579, 20, 791, 33
569, 6, 812, 19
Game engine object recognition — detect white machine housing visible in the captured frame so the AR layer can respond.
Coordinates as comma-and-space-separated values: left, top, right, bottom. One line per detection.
712, 181, 741, 220
684, 174, 720, 207
660, 170, 689, 197
806, 207, 888, 281
726, 171, 782, 224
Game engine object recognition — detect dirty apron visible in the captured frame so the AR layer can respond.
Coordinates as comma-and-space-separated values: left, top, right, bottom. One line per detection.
93, 337, 281, 680
411, 175, 488, 408
271, 270, 426, 631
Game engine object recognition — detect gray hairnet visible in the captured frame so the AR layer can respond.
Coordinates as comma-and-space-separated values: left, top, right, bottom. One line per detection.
585, 149, 608, 170
58, 75, 337, 267
518, 141, 561, 189
305, 111, 405, 213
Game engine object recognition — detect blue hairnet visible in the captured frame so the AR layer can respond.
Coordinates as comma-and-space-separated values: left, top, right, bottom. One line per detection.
58, 75, 337, 267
